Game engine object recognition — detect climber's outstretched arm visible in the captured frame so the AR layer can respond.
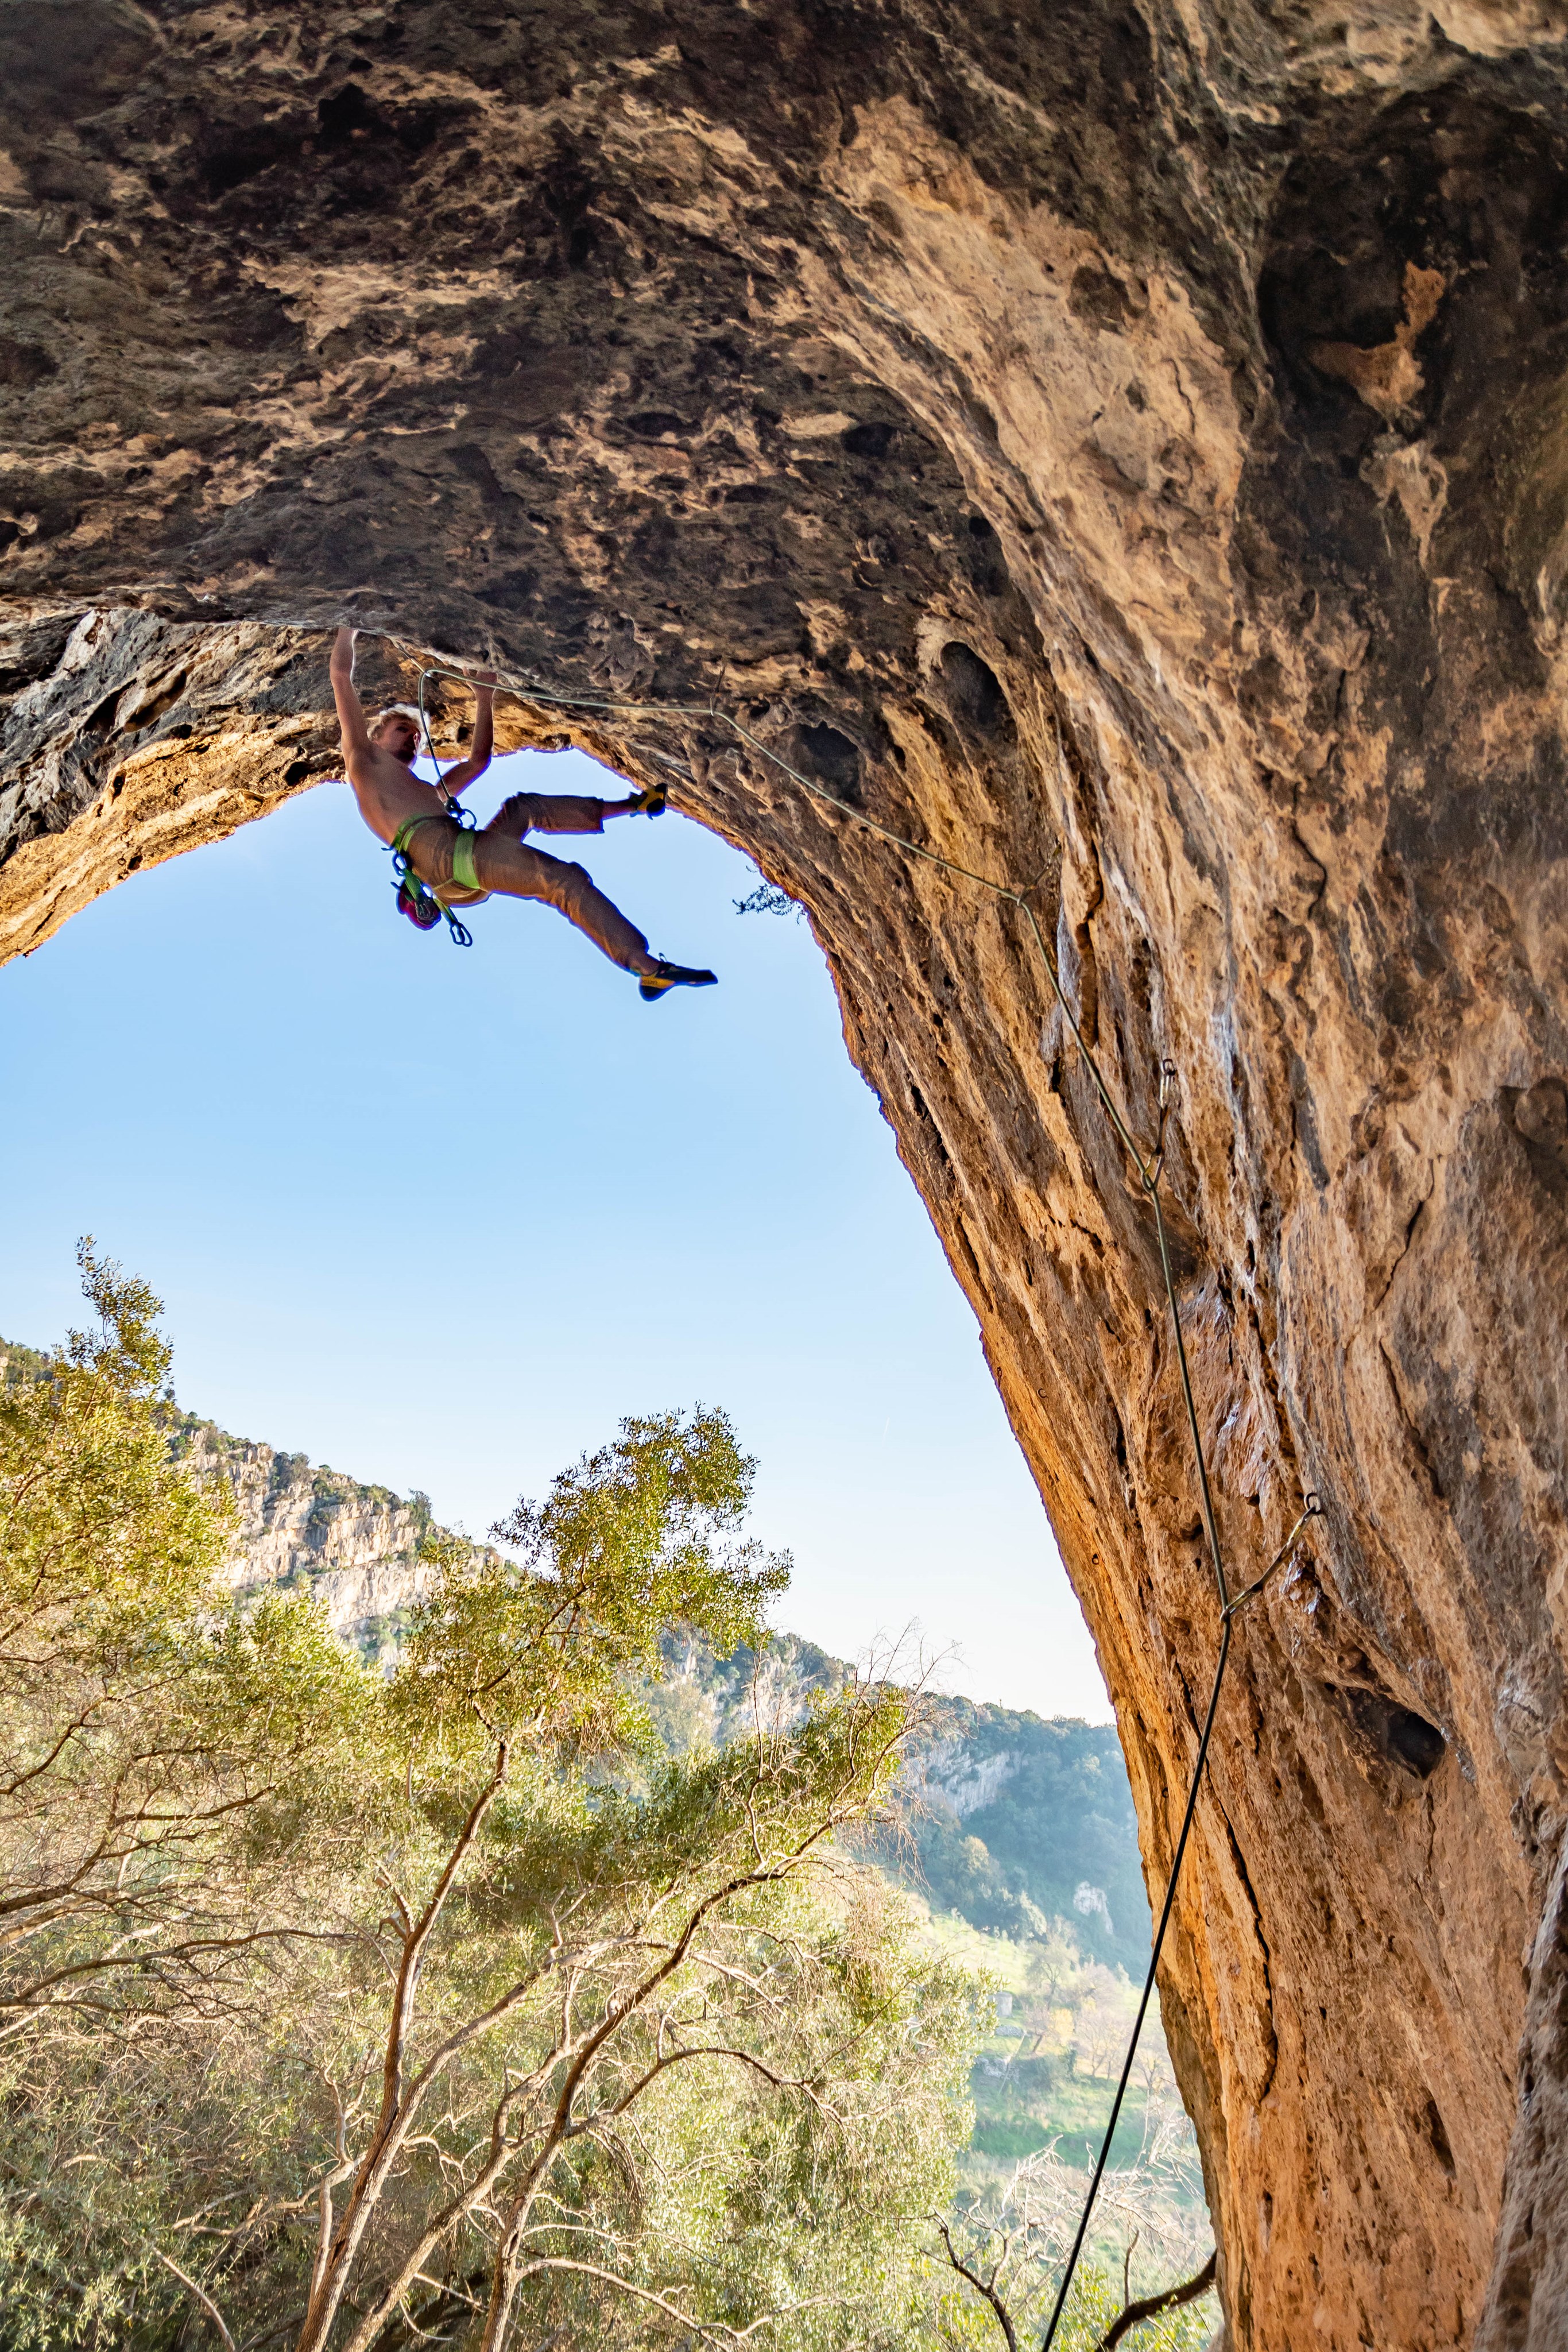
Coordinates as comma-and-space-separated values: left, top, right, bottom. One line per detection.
441, 672, 495, 796
330, 626, 373, 760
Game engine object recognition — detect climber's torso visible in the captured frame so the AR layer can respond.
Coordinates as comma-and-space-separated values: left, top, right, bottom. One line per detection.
344, 746, 456, 848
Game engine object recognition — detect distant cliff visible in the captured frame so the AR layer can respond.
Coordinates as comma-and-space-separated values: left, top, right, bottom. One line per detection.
1, 1334, 475, 1659
168, 1413, 487, 1660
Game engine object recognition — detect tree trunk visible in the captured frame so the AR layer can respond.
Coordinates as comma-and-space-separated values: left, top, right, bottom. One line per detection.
5, 7, 1568, 2344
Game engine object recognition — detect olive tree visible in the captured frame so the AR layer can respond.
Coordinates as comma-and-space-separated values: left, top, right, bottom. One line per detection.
0, 1243, 374, 2051
1, 1274, 980, 2350
292, 1410, 976, 2352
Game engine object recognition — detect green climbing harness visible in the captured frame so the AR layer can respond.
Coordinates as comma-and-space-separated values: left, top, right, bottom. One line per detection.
388, 814, 479, 948
450, 827, 484, 895
386, 681, 489, 946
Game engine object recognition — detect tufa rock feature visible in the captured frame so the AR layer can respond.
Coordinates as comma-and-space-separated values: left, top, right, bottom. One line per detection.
5, 5, 1568, 2345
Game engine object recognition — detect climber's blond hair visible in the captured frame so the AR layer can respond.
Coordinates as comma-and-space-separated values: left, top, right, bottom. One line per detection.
371, 703, 422, 739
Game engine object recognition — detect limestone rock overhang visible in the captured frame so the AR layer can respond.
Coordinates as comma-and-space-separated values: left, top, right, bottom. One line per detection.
6, 5, 1568, 2345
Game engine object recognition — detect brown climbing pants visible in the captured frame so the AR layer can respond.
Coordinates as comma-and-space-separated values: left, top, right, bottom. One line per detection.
405, 791, 656, 977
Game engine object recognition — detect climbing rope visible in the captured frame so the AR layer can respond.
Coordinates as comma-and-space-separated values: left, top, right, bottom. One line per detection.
375, 683, 486, 948
415, 670, 481, 832
413, 651, 1321, 2341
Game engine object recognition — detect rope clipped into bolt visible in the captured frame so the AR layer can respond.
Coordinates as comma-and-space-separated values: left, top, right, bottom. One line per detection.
415, 652, 1323, 2341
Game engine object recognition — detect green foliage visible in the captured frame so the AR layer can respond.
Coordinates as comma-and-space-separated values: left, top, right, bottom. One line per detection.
398, 1406, 788, 1762
1, 1239, 227, 1664
0, 1247, 378, 2055
1, 1279, 981, 2352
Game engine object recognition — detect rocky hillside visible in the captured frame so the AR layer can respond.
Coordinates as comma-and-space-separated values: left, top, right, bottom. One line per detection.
168, 1411, 466, 1661
646, 1626, 1150, 1975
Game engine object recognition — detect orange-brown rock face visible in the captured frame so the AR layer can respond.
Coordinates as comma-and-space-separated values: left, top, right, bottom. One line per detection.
6, 5, 1568, 2343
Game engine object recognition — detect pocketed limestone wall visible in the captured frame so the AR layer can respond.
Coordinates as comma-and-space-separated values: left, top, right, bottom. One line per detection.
6, 5, 1568, 2341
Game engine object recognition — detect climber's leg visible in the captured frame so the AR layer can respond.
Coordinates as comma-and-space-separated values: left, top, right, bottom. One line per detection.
466, 832, 660, 977
487, 790, 608, 840
406, 811, 714, 993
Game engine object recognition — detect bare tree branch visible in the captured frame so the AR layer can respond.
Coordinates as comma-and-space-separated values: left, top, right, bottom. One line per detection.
1094, 2249, 1217, 2351
936, 2217, 1017, 2352
297, 1737, 513, 2352
145, 2241, 237, 2351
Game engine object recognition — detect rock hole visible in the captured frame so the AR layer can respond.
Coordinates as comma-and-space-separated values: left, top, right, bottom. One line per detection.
317, 84, 376, 145
1513, 1078, 1568, 1190
939, 642, 1014, 740
1338, 1689, 1449, 1780
1515, 1077, 1567, 1148
1387, 1707, 1446, 1779
789, 722, 861, 804
841, 420, 895, 460
123, 671, 189, 733
1425, 2096, 1457, 2177
202, 116, 302, 198
1068, 261, 1143, 334
0, 336, 58, 388
625, 411, 687, 441
962, 515, 1011, 597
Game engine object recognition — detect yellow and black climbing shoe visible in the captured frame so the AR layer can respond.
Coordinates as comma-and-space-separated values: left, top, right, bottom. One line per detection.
628, 782, 668, 816
638, 961, 718, 1002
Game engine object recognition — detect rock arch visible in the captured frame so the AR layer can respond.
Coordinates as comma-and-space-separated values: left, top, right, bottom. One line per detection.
5, 5, 1568, 2343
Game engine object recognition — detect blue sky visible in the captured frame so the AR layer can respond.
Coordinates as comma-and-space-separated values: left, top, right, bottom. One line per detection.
0, 744, 1109, 1719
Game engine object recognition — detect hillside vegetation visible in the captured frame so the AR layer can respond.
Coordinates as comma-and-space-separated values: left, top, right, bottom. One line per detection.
1, 1281, 1214, 2350
643, 1627, 1151, 1972
639, 1630, 1207, 2256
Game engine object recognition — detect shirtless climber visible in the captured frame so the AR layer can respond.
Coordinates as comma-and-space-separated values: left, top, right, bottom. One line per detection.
329, 629, 717, 1001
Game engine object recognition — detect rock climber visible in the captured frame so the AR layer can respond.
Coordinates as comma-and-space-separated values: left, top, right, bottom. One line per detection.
329, 628, 717, 1001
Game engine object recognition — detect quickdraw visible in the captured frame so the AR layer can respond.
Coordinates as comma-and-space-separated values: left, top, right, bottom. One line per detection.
388, 815, 475, 949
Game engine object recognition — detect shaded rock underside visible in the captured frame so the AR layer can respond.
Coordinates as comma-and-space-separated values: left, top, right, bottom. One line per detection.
6, 2, 1568, 2344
